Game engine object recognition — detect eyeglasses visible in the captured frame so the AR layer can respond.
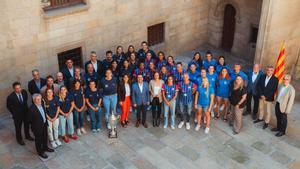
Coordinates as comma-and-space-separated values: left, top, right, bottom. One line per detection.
283, 78, 289, 81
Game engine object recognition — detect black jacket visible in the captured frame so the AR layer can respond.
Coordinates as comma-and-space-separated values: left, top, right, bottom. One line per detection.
61, 67, 75, 82
257, 75, 278, 101
6, 90, 29, 119
28, 78, 46, 95
118, 82, 131, 102
85, 60, 103, 77
28, 104, 47, 135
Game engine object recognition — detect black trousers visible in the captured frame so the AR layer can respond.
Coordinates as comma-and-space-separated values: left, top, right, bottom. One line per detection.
151, 97, 161, 121
246, 92, 259, 115
13, 116, 30, 142
34, 123, 48, 155
275, 102, 288, 133
136, 105, 147, 124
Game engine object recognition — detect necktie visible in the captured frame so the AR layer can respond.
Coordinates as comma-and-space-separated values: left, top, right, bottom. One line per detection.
18, 94, 23, 103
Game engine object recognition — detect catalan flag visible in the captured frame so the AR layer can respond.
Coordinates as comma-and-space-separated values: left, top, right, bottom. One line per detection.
274, 43, 286, 84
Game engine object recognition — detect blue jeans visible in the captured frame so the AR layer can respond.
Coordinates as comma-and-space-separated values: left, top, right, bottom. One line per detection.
103, 94, 117, 126
73, 109, 84, 129
179, 103, 192, 122
163, 100, 176, 127
59, 113, 74, 136
88, 104, 102, 130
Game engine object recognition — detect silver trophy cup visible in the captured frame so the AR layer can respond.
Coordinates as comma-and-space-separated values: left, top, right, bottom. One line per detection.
108, 112, 119, 138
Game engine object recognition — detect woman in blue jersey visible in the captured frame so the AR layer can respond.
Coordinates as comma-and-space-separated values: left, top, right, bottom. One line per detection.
160, 65, 169, 82
71, 80, 86, 135
215, 68, 231, 121
157, 51, 167, 71
162, 75, 178, 129
188, 63, 200, 84
216, 56, 232, 75
194, 78, 215, 134
202, 51, 217, 70
166, 55, 176, 75
188, 52, 202, 71
206, 65, 218, 92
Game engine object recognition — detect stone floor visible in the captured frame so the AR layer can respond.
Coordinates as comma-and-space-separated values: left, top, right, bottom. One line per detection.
1, 47, 300, 169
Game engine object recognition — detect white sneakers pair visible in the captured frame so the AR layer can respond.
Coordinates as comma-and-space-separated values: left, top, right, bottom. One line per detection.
194, 124, 210, 134
77, 127, 87, 136
163, 125, 175, 130
178, 121, 191, 130
51, 139, 62, 149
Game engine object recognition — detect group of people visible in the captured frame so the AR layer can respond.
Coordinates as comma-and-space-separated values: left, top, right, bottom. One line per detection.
6, 41, 296, 159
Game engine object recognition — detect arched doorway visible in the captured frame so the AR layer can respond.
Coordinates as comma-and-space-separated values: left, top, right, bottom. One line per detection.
221, 4, 236, 51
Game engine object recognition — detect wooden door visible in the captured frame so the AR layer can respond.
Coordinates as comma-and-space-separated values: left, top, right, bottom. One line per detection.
221, 4, 236, 51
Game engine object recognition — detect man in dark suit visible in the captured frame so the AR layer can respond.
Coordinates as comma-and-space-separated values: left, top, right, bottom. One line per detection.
6, 82, 34, 145
61, 59, 75, 87
85, 51, 103, 77
254, 66, 278, 129
245, 64, 264, 120
29, 94, 54, 159
28, 69, 46, 95
131, 74, 150, 128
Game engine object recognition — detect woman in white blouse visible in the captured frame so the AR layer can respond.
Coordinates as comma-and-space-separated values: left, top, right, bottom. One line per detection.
118, 74, 131, 127
149, 72, 164, 127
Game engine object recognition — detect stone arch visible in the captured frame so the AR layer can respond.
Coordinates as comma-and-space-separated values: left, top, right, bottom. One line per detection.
213, 0, 241, 23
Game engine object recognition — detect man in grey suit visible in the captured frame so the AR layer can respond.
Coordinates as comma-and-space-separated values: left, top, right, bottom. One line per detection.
272, 74, 295, 137
132, 74, 150, 128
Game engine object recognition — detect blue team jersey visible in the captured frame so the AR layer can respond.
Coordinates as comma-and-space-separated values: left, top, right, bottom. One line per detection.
197, 86, 214, 107
216, 78, 231, 98
188, 60, 202, 71
85, 88, 103, 105
166, 63, 176, 75
206, 72, 218, 90
71, 88, 84, 108
188, 71, 200, 84
162, 84, 178, 101
174, 70, 186, 84
216, 64, 233, 75
58, 93, 74, 113
179, 82, 196, 105
202, 59, 217, 70
231, 71, 248, 82
157, 60, 167, 70
45, 96, 60, 118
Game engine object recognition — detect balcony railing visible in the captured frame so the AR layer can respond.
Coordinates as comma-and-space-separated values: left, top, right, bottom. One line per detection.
42, 0, 85, 10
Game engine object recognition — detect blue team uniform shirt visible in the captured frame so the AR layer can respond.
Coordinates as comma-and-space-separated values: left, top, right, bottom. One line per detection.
45, 96, 60, 118
216, 64, 233, 75
174, 70, 186, 84
58, 93, 74, 113
230, 71, 248, 82
71, 88, 84, 108
157, 60, 167, 70
137, 49, 157, 61
84, 72, 99, 86
188, 60, 202, 71
188, 71, 200, 84
166, 63, 176, 75
133, 68, 149, 81
179, 81, 196, 105
206, 72, 218, 91
197, 86, 214, 107
216, 78, 231, 98
162, 84, 179, 101
85, 88, 103, 105
202, 59, 217, 70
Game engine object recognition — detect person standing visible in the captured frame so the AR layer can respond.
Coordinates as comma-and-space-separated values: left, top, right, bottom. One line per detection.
29, 94, 54, 159
137, 41, 157, 62
229, 76, 247, 135
55, 72, 65, 88
272, 74, 295, 137
194, 78, 215, 134
61, 59, 75, 87
254, 66, 278, 129
28, 69, 46, 95
84, 51, 103, 77
40, 75, 60, 98
245, 64, 263, 119
162, 75, 178, 129
177, 73, 197, 130
68, 66, 87, 90
131, 74, 150, 128
44, 88, 61, 149
99, 69, 118, 129
118, 74, 132, 128
71, 80, 86, 135
85, 80, 103, 133
102, 50, 114, 72
7, 82, 34, 145
149, 72, 164, 127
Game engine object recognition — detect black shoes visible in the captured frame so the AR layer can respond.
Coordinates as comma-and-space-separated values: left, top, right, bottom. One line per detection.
17, 140, 25, 146
275, 132, 285, 137
253, 119, 263, 124
262, 123, 268, 129
271, 128, 279, 132
252, 114, 257, 120
39, 153, 48, 159
26, 136, 34, 141
45, 147, 54, 153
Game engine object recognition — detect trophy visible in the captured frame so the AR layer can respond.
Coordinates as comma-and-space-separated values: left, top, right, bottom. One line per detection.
108, 111, 119, 138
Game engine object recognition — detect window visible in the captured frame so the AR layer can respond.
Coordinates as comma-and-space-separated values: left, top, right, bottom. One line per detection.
42, 0, 85, 11
249, 26, 258, 43
57, 47, 83, 71
147, 23, 165, 46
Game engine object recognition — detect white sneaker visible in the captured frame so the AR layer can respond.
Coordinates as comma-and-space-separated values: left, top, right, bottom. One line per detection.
87, 116, 90, 122
195, 124, 201, 131
163, 125, 167, 129
186, 123, 191, 130
92, 129, 97, 133
178, 121, 184, 129
171, 126, 175, 130
97, 128, 101, 132
81, 127, 87, 134
51, 141, 57, 149
107, 124, 111, 130
77, 129, 81, 136
205, 127, 210, 134
55, 139, 62, 146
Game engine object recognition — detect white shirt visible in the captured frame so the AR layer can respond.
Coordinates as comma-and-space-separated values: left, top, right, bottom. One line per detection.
265, 76, 271, 87
277, 85, 288, 102
68, 67, 74, 77
125, 83, 130, 96
138, 83, 143, 93
91, 61, 98, 72
252, 72, 259, 83
153, 86, 161, 96
36, 104, 46, 123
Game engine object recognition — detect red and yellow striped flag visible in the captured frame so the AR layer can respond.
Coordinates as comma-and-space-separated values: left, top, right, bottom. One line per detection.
274, 43, 286, 84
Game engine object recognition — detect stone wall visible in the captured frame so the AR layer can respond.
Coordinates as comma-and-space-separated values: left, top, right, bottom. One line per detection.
0, 0, 209, 115
207, 0, 262, 61
255, 0, 300, 78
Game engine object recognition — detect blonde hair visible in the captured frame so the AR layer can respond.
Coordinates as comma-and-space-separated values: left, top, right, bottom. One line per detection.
234, 76, 244, 89
201, 78, 210, 95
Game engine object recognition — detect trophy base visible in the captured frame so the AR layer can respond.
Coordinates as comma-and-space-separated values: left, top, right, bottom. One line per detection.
108, 130, 118, 138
